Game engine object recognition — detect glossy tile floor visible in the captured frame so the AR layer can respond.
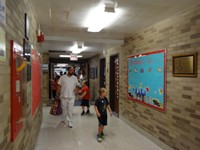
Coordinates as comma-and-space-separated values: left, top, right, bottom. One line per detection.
34, 106, 163, 150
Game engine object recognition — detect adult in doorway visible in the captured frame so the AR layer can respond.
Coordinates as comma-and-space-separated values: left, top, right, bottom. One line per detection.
57, 66, 79, 128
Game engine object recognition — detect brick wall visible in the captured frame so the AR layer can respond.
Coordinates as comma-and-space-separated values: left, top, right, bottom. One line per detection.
0, 0, 42, 149
106, 4, 200, 150
88, 55, 100, 100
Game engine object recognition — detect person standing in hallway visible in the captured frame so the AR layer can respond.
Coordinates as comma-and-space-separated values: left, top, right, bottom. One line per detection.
78, 70, 85, 85
51, 75, 60, 99
94, 88, 112, 142
57, 66, 79, 128
79, 80, 90, 116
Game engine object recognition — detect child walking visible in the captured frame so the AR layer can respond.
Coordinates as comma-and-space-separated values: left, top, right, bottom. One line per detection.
79, 80, 90, 116
94, 88, 112, 142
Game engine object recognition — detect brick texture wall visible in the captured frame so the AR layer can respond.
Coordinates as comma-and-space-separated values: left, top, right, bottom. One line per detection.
88, 55, 100, 100
0, 0, 42, 149
106, 4, 200, 150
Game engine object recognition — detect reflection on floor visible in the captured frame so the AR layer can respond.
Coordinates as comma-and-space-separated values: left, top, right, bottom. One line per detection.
34, 106, 163, 150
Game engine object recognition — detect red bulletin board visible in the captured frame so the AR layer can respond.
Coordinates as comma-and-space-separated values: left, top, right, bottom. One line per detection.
32, 50, 41, 117
10, 40, 25, 141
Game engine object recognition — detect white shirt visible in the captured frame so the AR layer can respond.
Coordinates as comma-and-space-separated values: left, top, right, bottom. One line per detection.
79, 74, 84, 80
58, 74, 79, 98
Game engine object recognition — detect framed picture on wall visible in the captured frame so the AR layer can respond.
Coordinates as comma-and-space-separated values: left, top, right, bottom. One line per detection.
23, 38, 31, 62
95, 67, 98, 78
90, 67, 95, 79
24, 13, 29, 40
172, 53, 197, 77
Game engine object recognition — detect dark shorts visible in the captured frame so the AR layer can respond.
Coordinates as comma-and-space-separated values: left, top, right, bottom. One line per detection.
98, 115, 107, 126
81, 99, 89, 107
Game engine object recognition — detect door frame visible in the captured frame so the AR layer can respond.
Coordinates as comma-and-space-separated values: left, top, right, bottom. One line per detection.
109, 54, 119, 117
99, 58, 106, 88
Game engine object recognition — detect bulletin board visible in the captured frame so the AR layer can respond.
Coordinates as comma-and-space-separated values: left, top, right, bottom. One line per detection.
32, 50, 41, 117
127, 50, 166, 112
0, 26, 6, 61
10, 40, 25, 141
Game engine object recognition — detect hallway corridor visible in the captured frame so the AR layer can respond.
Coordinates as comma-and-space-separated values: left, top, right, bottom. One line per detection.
34, 106, 163, 150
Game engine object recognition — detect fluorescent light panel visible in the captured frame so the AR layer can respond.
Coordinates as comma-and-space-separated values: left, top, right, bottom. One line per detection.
56, 63, 68, 67
59, 55, 82, 58
84, 4, 122, 32
70, 42, 86, 54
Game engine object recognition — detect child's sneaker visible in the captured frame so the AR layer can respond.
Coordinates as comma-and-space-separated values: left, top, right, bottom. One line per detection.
101, 132, 104, 139
86, 110, 90, 114
97, 134, 102, 142
81, 111, 85, 116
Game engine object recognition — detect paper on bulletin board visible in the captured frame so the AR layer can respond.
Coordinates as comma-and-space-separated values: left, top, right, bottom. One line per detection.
0, 25, 5, 61
127, 50, 166, 112
0, 0, 6, 25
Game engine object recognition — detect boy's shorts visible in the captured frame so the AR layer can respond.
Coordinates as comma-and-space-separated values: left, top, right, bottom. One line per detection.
81, 99, 89, 107
98, 115, 107, 126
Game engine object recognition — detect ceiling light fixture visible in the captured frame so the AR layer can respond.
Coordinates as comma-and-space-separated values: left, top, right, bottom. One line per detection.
104, 2, 117, 13
84, 2, 121, 32
56, 63, 68, 67
70, 41, 85, 54
77, 41, 84, 49
59, 55, 83, 58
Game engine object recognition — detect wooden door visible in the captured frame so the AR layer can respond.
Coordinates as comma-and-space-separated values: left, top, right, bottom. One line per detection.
109, 55, 119, 116
100, 58, 106, 88
114, 57, 119, 114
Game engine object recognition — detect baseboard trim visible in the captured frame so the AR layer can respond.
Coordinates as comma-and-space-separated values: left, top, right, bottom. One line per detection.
120, 116, 174, 150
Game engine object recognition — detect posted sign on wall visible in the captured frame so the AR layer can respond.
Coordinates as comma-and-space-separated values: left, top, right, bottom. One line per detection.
127, 50, 166, 112
0, 0, 6, 25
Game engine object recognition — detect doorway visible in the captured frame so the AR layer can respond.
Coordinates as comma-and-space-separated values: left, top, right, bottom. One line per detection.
48, 58, 89, 100
100, 58, 106, 88
109, 54, 119, 116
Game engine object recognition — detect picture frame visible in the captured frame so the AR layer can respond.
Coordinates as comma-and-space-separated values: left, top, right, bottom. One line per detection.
23, 38, 31, 62
172, 53, 197, 77
90, 67, 96, 79
24, 13, 29, 40
95, 67, 98, 78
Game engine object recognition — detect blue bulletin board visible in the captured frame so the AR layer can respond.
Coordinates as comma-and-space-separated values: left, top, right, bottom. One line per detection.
127, 50, 166, 112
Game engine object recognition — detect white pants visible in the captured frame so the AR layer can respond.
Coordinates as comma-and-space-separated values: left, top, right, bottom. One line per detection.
60, 97, 75, 123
